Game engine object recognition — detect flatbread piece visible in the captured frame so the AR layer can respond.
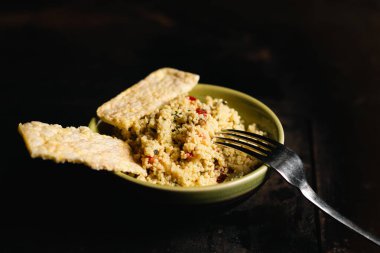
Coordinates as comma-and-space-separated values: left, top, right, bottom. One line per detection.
18, 121, 146, 176
96, 67, 199, 130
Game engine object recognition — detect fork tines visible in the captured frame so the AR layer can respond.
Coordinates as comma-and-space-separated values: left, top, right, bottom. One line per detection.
215, 129, 280, 162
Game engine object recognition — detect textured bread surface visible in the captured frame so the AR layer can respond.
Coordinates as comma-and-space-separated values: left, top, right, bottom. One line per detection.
18, 121, 146, 175
97, 68, 199, 130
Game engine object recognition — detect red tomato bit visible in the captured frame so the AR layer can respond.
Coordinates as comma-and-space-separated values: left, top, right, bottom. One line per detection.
187, 96, 197, 101
196, 108, 207, 117
185, 152, 194, 159
146, 156, 155, 164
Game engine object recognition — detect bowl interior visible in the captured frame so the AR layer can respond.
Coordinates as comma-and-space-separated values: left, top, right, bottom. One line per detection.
90, 84, 284, 204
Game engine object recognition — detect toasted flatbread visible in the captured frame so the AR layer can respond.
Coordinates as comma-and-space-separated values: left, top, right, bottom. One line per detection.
96, 68, 199, 130
18, 121, 146, 176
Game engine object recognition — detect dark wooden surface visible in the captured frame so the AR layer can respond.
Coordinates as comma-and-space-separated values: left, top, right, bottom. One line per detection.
2, 1, 380, 252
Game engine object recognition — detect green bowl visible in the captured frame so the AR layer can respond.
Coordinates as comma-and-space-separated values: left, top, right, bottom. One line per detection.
90, 84, 284, 206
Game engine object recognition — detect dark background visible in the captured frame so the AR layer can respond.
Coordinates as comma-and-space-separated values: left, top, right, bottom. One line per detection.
2, 0, 380, 252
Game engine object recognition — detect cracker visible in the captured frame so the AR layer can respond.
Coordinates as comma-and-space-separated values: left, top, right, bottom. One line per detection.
96, 68, 199, 130
18, 121, 146, 176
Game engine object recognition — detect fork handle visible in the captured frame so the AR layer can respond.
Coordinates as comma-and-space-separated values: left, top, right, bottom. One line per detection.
300, 183, 380, 246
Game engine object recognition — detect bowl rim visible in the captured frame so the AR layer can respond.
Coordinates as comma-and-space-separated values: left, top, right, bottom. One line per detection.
100, 83, 284, 193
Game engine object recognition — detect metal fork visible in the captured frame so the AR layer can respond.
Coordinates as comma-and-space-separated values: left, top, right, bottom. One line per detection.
215, 129, 380, 246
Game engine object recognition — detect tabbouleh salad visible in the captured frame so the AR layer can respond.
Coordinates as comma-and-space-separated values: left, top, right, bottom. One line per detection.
123, 94, 265, 187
